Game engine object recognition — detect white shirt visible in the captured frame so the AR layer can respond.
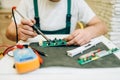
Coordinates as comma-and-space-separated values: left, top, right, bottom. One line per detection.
15, 0, 95, 33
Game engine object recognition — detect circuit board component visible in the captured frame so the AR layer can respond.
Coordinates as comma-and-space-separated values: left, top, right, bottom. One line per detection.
41, 38, 67, 47
78, 48, 119, 65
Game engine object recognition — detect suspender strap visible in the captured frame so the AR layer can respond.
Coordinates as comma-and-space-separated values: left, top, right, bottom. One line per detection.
66, 0, 72, 34
33, 0, 40, 30
67, 0, 71, 16
33, 0, 72, 34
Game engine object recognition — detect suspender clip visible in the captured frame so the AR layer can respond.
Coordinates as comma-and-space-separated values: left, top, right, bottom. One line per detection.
34, 16, 40, 30
66, 14, 72, 22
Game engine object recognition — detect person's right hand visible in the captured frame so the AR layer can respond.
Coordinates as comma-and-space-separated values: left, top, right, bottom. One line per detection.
18, 19, 37, 41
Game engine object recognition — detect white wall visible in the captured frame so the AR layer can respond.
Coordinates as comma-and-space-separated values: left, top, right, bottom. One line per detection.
86, 0, 120, 47
1, 0, 20, 9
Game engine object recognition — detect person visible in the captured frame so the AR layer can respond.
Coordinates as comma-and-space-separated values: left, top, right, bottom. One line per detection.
6, 0, 107, 46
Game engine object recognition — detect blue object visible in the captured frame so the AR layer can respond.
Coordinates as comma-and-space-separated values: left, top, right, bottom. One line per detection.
13, 48, 37, 62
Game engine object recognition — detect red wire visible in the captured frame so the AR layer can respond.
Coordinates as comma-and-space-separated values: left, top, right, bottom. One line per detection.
3, 45, 15, 56
1, 44, 43, 65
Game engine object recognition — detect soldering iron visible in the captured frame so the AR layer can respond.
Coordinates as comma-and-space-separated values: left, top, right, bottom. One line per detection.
12, 6, 50, 41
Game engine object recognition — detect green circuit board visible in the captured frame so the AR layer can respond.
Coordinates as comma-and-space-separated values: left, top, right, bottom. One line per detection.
41, 38, 67, 47
78, 48, 119, 65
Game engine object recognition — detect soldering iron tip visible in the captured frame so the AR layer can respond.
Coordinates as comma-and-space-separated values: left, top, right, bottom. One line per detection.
12, 6, 16, 10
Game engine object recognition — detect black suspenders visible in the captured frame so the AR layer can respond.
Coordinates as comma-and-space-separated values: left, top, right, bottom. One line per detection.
33, 0, 72, 34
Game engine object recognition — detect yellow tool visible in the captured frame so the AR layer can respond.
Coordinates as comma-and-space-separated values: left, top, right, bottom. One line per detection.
76, 21, 84, 29
13, 45, 43, 74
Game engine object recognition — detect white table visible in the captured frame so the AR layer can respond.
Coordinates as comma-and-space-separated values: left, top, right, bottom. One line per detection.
0, 35, 120, 80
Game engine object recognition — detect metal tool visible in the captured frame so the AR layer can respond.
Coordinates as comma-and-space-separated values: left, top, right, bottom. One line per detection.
12, 7, 50, 41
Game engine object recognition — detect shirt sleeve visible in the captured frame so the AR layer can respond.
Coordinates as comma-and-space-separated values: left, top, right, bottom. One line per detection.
77, 0, 96, 24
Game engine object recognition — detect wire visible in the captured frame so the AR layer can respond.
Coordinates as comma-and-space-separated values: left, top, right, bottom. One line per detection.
13, 8, 50, 41
12, 8, 18, 43
7, 51, 14, 57
32, 48, 48, 57
3, 45, 15, 56
0, 45, 15, 57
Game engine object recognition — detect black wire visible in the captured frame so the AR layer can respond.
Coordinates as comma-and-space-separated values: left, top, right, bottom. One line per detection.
32, 48, 48, 57
12, 9, 18, 43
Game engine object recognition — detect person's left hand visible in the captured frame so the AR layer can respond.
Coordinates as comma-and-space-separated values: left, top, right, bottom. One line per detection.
64, 29, 92, 46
